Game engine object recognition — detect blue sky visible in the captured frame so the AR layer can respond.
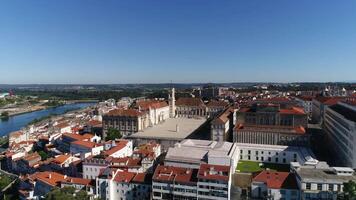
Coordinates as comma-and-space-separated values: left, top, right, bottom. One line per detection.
0, 0, 355, 84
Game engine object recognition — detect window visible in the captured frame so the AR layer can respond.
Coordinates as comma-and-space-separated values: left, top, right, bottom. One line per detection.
328, 184, 334, 191
306, 183, 311, 190
275, 158, 278, 162
248, 150, 251, 154
317, 184, 322, 190
283, 158, 286, 163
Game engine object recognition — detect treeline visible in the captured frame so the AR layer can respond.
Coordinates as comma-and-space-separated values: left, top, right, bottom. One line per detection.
14, 89, 149, 101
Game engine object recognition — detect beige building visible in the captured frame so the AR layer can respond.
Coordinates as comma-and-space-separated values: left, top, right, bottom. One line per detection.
102, 109, 148, 138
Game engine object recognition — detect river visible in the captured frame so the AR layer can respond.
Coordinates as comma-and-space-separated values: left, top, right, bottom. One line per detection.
0, 102, 96, 136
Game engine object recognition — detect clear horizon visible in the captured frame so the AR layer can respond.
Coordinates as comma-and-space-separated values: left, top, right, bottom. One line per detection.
1, 0, 356, 84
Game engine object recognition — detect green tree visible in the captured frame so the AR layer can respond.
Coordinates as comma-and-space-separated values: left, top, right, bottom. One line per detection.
1, 111, 9, 118
38, 151, 49, 161
339, 181, 356, 200
106, 128, 122, 141
45, 186, 90, 200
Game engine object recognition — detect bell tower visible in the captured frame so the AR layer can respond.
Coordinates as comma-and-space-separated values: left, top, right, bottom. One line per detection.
169, 87, 176, 118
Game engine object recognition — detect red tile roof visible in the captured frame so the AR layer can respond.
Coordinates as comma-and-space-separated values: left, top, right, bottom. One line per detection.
29, 171, 67, 187
61, 177, 92, 186
71, 140, 98, 149
153, 165, 197, 184
176, 97, 205, 107
253, 170, 298, 190
52, 154, 71, 164
279, 107, 306, 115
113, 171, 136, 183
211, 107, 234, 125
136, 100, 168, 110
198, 164, 230, 182
235, 124, 306, 135
63, 133, 94, 141
55, 122, 70, 129
315, 96, 345, 106
103, 140, 129, 156
106, 109, 144, 117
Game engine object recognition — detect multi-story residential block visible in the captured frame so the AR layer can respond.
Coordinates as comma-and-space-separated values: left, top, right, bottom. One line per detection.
324, 99, 356, 168
102, 109, 147, 138
83, 155, 111, 180
96, 169, 151, 200
102, 140, 133, 158
8, 130, 29, 146
152, 165, 198, 200
70, 140, 104, 156
292, 162, 356, 200
311, 96, 345, 124
197, 164, 230, 200
152, 164, 231, 200
12, 152, 42, 174
295, 96, 313, 119
61, 133, 100, 152
251, 170, 299, 200
211, 107, 236, 142
53, 122, 72, 134
24, 171, 93, 199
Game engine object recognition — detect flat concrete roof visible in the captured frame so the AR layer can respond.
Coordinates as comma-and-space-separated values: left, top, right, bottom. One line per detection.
165, 139, 235, 164
127, 117, 206, 140
297, 167, 356, 183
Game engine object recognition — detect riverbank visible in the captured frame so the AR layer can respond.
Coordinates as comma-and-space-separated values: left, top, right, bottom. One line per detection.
1, 100, 98, 117
0, 102, 97, 137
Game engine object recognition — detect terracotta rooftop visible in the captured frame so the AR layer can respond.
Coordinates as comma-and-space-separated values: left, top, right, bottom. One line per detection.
55, 122, 70, 129
52, 154, 71, 164
176, 97, 205, 107
135, 100, 168, 110
253, 170, 298, 190
279, 107, 306, 115
103, 140, 129, 156
153, 165, 197, 184
62, 133, 94, 141
61, 177, 92, 186
105, 108, 144, 117
315, 96, 345, 106
235, 124, 306, 135
198, 164, 230, 182
211, 107, 234, 125
29, 171, 67, 187
71, 140, 98, 149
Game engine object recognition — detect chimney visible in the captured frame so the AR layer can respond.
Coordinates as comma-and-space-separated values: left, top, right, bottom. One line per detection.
49, 173, 52, 179
64, 175, 67, 179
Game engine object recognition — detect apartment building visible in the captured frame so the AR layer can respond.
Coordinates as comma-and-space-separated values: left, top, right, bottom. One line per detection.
152, 165, 198, 200
324, 99, 356, 168
292, 162, 356, 200
251, 171, 299, 200
211, 107, 236, 142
